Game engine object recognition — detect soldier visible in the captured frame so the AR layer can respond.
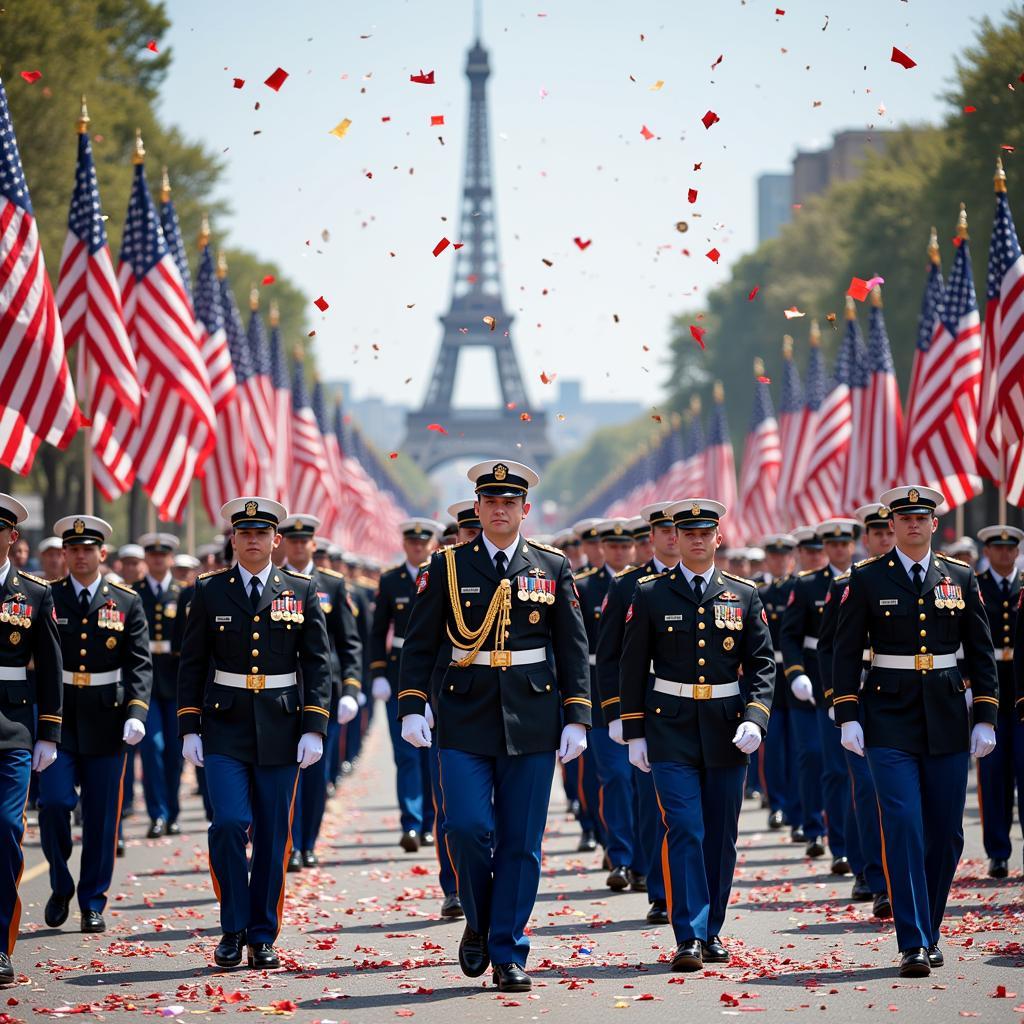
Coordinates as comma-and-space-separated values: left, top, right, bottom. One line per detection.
177, 497, 332, 970
37, 537, 65, 582
834, 485, 997, 977
629, 517, 654, 565
278, 514, 362, 870
398, 460, 590, 992
173, 553, 200, 587
370, 519, 444, 851
595, 500, 681, 925
117, 543, 145, 585
620, 499, 774, 972
40, 515, 151, 934
0, 496, 61, 986
979, 525, 1023, 878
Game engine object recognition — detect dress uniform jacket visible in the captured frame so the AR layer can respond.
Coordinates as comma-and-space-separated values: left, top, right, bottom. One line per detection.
816, 572, 855, 707
176, 566, 333, 765
977, 567, 1020, 716
619, 569, 775, 766
595, 562, 655, 722
833, 552, 998, 754
0, 569, 62, 749
52, 577, 152, 755
349, 580, 375, 685
780, 568, 833, 703
132, 578, 182, 701
370, 565, 417, 685
758, 574, 793, 712
576, 565, 613, 727
397, 538, 591, 756
308, 567, 362, 701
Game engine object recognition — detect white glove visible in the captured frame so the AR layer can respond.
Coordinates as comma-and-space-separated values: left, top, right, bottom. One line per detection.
732, 721, 762, 755
558, 723, 587, 764
840, 721, 865, 757
607, 718, 625, 745
401, 713, 432, 748
965, 687, 974, 708
337, 695, 359, 724
31, 740, 57, 773
122, 718, 146, 746
357, 691, 367, 707
971, 723, 997, 758
627, 737, 650, 773
182, 733, 204, 767
827, 705, 835, 721
424, 703, 435, 728
372, 676, 392, 702
297, 732, 324, 769
790, 674, 815, 705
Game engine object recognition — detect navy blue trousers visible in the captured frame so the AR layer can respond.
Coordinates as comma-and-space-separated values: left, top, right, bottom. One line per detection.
0, 749, 30, 954
439, 748, 554, 966
789, 704, 826, 837
205, 754, 299, 943
814, 707, 848, 856
764, 705, 804, 825
844, 748, 885, 891
589, 727, 636, 869
38, 749, 126, 914
139, 696, 182, 825
577, 744, 605, 843
291, 759, 327, 854
978, 712, 1024, 862
866, 746, 968, 951
325, 703, 341, 785
633, 763, 666, 903
427, 736, 457, 896
385, 694, 426, 833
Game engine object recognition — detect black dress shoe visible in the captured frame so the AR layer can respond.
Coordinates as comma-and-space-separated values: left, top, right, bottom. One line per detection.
577, 829, 597, 852
805, 836, 826, 858
646, 901, 669, 925
671, 940, 703, 972
606, 865, 630, 891
768, 810, 785, 830
0, 951, 14, 987
791, 825, 806, 843
872, 892, 893, 919
421, 832, 435, 847
440, 894, 465, 919
701, 936, 730, 963
214, 931, 245, 968
927, 944, 944, 968
168, 821, 181, 836
116, 837, 125, 858
302, 850, 318, 868
81, 910, 105, 933
628, 869, 647, 892
989, 857, 1009, 879
898, 947, 930, 977
147, 818, 166, 839
44, 892, 71, 928
458, 924, 489, 978
247, 943, 280, 969
830, 856, 852, 875
287, 849, 302, 872
400, 830, 420, 853
851, 873, 874, 902
492, 962, 531, 992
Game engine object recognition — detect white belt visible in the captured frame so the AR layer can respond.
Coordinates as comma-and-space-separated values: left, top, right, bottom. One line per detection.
871, 653, 958, 671
150, 640, 171, 655
62, 669, 122, 687
588, 653, 597, 666
390, 637, 405, 650
998, 646, 1015, 661
653, 677, 740, 700
803, 637, 818, 650
0, 667, 27, 681
214, 670, 297, 690
773, 650, 783, 664
862, 648, 871, 662
451, 646, 547, 667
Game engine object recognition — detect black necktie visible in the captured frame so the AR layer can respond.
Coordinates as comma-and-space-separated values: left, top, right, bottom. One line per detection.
692, 575, 704, 601
79, 588, 90, 615
249, 577, 261, 608
1001, 578, 1010, 599
494, 551, 508, 576
154, 582, 163, 602
912, 563, 924, 593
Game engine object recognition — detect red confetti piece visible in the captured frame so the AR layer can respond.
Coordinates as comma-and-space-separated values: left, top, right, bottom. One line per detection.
19, 70, 41, 84
426, 423, 448, 434
389, 451, 399, 459
410, 70, 435, 84
264, 67, 289, 91
640, 124, 655, 140
891, 46, 916, 69
145, 39, 158, 52
1002, 144, 1015, 152
748, 286, 760, 301
687, 188, 698, 204
270, 1001, 298, 1012
573, 237, 592, 250
757, 375, 771, 384
775, 7, 785, 13
701, 109, 720, 129
520, 412, 532, 422
991, 986, 1016, 998
232, 77, 245, 89
432, 237, 451, 256
711, 54, 723, 71
313, 295, 329, 311
706, 247, 721, 263
784, 306, 805, 319
540, 371, 557, 384
453, 241, 464, 249
964, 105, 977, 113
846, 276, 870, 301
430, 114, 445, 125
689, 325, 706, 348
261, 274, 275, 285
381, 115, 392, 122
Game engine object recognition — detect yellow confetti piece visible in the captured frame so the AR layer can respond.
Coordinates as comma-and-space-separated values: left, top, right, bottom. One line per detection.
329, 118, 353, 139
614, 1001, 630, 1009
650, 80, 664, 91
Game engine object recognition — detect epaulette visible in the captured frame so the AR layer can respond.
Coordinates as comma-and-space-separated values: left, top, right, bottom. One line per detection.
636, 572, 664, 585
573, 565, 600, 580
614, 564, 640, 579
282, 567, 312, 580
797, 568, 816, 577
355, 575, 376, 588
108, 579, 138, 595
528, 538, 565, 556
937, 552, 970, 567
721, 570, 755, 587
318, 566, 346, 579
835, 570, 851, 582
198, 566, 231, 580
418, 558, 430, 569
854, 555, 881, 568
14, 570, 49, 587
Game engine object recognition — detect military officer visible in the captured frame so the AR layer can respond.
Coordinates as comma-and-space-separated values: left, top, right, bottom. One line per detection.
979, 525, 1024, 878
370, 518, 443, 852
177, 497, 333, 970
620, 499, 774, 972
398, 460, 590, 993
595, 501, 680, 925
37, 536, 65, 582
0, 496, 61, 986
834, 485, 998, 977
278, 515, 362, 870
40, 516, 151, 934
630, 517, 654, 565
117, 544, 145, 584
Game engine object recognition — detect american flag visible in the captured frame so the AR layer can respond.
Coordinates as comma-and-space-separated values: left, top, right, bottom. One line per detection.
659, 401, 706, 497
290, 356, 335, 523
737, 363, 782, 542
784, 322, 824, 524
704, 382, 739, 544
775, 337, 805, 527
903, 215, 983, 510
335, 401, 387, 555
117, 148, 214, 521
266, 307, 292, 506
197, 243, 254, 522
862, 286, 905, 500
791, 320, 854, 524
841, 298, 871, 510
0, 77, 81, 473
56, 118, 138, 499
158, 170, 192, 298
313, 380, 344, 538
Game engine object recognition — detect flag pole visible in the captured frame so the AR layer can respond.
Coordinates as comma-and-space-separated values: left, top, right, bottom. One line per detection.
996, 158, 1010, 525
77, 97, 95, 517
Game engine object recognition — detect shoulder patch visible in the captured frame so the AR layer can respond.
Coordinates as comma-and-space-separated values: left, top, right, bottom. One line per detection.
108, 579, 138, 595
854, 555, 881, 568
721, 570, 755, 587
282, 567, 313, 580
198, 566, 231, 581
319, 566, 346, 579
937, 552, 970, 567
15, 570, 49, 587
636, 572, 665, 585
527, 538, 565, 556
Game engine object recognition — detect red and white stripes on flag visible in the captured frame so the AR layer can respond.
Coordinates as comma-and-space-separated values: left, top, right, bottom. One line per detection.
783, 322, 825, 526
991, 172, 1024, 459
267, 311, 292, 506
0, 77, 81, 473
56, 127, 138, 499
736, 367, 782, 543
775, 338, 806, 529
862, 288, 905, 501
841, 299, 871, 510
289, 357, 336, 524
704, 384, 740, 545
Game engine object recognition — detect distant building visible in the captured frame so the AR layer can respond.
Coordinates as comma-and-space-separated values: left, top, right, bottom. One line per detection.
757, 173, 793, 243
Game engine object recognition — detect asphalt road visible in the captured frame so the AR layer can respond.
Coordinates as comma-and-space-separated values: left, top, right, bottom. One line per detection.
8, 721, 1024, 1022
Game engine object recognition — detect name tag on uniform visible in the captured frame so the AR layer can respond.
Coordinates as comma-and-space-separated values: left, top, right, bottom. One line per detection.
395, 599, 408, 607
814, 600, 825, 607
460, 587, 481, 594
55, 618, 68, 625
664, 614, 683, 621
215, 615, 232, 622
878, 599, 899, 606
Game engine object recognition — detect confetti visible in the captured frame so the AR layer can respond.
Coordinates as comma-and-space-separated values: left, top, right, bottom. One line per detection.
145, 40, 159, 52
389, 451, 399, 459
890, 47, 916, 69
410, 70, 435, 84
18, 70, 41, 84
261, 275, 276, 285
757, 375, 771, 384
748, 286, 760, 301
846, 277, 870, 301
964, 105, 977, 113
329, 118, 353, 139
540, 371, 557, 384
687, 188, 698, 204
640, 124, 655, 140
701, 109, 720, 129
430, 114, 445, 126
264, 67, 289, 91
775, 7, 785, 14
232, 77, 245, 89
483, 315, 497, 331
432, 237, 451, 256
706, 247, 721, 263
574, 237, 592, 250
520, 412, 532, 422
427, 423, 448, 434
783, 307, 805, 319
676, 221, 689, 233
865, 274, 885, 289
689, 325, 707, 348
711, 54, 724, 71
650, 80, 665, 91
314, 296, 329, 311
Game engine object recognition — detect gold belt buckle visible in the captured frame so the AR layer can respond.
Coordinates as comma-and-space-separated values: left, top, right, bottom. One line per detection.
490, 650, 512, 668
693, 683, 712, 700
1003, 647, 1014, 661
914, 654, 933, 671
246, 673, 266, 690
72, 671, 90, 687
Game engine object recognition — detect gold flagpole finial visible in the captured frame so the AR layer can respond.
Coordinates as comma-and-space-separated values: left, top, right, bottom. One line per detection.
689, 393, 702, 415
995, 156, 1008, 195
160, 166, 171, 203
249, 285, 260, 312
216, 250, 228, 280
713, 380, 725, 402
132, 129, 146, 165
753, 357, 766, 377
77, 95, 90, 135
782, 334, 794, 359
870, 282, 883, 308
809, 319, 821, 346
292, 345, 303, 363
928, 226, 940, 266
844, 294, 857, 320
269, 300, 281, 327
197, 213, 210, 250
956, 202, 969, 241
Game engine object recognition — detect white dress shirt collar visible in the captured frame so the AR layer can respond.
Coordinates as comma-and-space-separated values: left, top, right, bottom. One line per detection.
481, 532, 522, 569
237, 562, 273, 591
147, 571, 174, 595
652, 557, 675, 574
988, 566, 1013, 588
405, 562, 422, 581
0, 561, 9, 590
71, 574, 101, 601
894, 545, 931, 579
287, 561, 316, 576
679, 563, 715, 589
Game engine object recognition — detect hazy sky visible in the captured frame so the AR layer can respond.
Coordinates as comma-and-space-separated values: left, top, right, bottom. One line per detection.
160, 0, 1008, 413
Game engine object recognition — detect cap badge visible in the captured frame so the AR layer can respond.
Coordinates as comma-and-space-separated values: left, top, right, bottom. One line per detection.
833, 526, 841, 536
878, 505, 890, 518
73, 519, 85, 535
908, 488, 919, 504
614, 525, 623, 535
493, 463, 508, 481
245, 500, 258, 517
1002, 529, 1009, 540
691, 503, 701, 516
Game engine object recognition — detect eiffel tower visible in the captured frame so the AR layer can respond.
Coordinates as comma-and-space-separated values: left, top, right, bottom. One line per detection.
401, 27, 554, 472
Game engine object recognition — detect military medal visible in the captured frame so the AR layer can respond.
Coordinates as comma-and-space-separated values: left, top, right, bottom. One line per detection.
529, 610, 540, 624
271, 600, 282, 622
106, 636, 117, 649
295, 600, 304, 624
723, 635, 734, 651
9, 631, 20, 645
